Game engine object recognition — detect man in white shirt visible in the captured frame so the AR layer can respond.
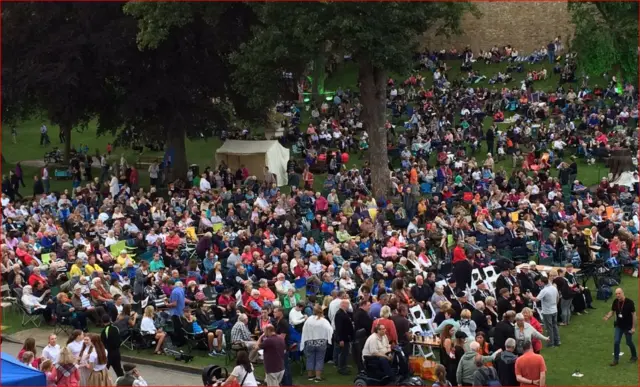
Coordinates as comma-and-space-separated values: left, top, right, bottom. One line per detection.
362, 324, 394, 378
328, 291, 353, 328
42, 334, 61, 364
289, 302, 307, 329
199, 174, 211, 191
533, 276, 561, 347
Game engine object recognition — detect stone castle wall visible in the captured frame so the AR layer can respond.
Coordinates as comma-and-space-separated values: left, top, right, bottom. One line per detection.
421, 1, 575, 53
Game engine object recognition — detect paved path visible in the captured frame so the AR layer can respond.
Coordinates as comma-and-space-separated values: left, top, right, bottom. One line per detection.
1, 338, 203, 386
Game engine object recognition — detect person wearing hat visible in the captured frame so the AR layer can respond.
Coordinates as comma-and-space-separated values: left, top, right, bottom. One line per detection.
473, 280, 492, 304
444, 277, 459, 302
452, 291, 475, 319
115, 363, 147, 386
495, 267, 515, 296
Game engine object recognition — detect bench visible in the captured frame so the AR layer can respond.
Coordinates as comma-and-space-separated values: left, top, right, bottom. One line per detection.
136, 156, 160, 168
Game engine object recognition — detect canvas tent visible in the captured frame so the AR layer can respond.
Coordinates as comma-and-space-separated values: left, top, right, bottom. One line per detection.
611, 171, 638, 188
1, 352, 46, 386
216, 140, 290, 186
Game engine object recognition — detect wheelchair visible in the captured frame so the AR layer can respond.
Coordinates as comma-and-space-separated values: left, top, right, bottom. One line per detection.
353, 348, 424, 386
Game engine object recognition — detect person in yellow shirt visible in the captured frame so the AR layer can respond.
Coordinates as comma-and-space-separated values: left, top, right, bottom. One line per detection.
84, 255, 104, 277
69, 258, 84, 278
116, 250, 132, 267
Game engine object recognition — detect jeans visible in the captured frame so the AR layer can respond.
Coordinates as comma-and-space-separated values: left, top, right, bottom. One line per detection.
304, 344, 327, 371
337, 341, 350, 372
367, 356, 394, 379
542, 313, 560, 346
43, 179, 50, 194
548, 50, 555, 64
281, 353, 292, 386
613, 327, 637, 361
560, 298, 573, 324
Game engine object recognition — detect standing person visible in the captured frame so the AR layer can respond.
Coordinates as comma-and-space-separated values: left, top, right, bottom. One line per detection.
222, 351, 258, 387
432, 364, 452, 387
273, 306, 292, 386
33, 175, 45, 197
485, 126, 495, 156
334, 299, 354, 375
167, 281, 185, 317
115, 364, 148, 386
471, 357, 499, 387
42, 334, 61, 364
300, 305, 333, 381
54, 346, 81, 387
42, 165, 50, 194
148, 162, 159, 187
59, 126, 66, 144
86, 333, 112, 387
603, 288, 637, 366
532, 276, 560, 347
40, 123, 49, 146
9, 171, 23, 200
547, 41, 555, 64
495, 338, 518, 386
258, 325, 286, 386
100, 314, 124, 378
456, 341, 501, 386
514, 341, 546, 386
15, 162, 26, 188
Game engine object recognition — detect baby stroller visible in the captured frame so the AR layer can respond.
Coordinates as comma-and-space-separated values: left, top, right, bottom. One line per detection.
202, 365, 229, 386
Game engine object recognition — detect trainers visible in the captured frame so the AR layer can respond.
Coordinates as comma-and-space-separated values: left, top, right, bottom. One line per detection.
218, 349, 226, 355
630, 357, 638, 362
308, 377, 315, 381
610, 360, 618, 366
208, 351, 219, 357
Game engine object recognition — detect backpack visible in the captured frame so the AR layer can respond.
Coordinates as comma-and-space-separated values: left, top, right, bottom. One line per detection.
478, 367, 501, 387
459, 319, 473, 338
596, 285, 612, 301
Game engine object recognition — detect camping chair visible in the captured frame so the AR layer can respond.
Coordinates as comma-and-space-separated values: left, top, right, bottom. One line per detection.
52, 300, 74, 336
13, 288, 44, 328
109, 240, 137, 260
1, 284, 17, 313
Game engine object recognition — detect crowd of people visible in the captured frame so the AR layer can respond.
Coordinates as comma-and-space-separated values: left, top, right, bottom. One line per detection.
2, 42, 639, 387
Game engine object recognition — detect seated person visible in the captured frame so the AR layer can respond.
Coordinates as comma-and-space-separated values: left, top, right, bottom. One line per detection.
362, 324, 408, 381
140, 306, 167, 355
56, 292, 88, 331
180, 304, 226, 356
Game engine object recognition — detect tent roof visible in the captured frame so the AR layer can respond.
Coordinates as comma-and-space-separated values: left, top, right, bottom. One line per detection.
1, 352, 47, 386
216, 140, 282, 156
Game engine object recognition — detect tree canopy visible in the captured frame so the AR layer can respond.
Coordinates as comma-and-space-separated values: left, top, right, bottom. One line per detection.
1, 2, 129, 161
569, 1, 638, 84
233, 1, 473, 196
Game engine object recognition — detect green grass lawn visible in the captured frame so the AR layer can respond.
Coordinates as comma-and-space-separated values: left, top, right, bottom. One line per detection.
2, 275, 637, 385
2, 57, 615, 196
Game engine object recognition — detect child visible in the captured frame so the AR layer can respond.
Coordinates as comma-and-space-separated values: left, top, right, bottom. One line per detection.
40, 359, 56, 386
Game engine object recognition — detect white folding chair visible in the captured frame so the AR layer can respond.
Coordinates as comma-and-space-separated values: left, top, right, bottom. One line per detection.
409, 305, 430, 325
483, 265, 497, 280
471, 268, 483, 283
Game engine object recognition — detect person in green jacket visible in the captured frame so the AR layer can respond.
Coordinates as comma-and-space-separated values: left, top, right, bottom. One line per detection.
456, 341, 502, 385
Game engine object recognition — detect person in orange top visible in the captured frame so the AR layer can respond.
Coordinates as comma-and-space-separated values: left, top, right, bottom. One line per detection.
164, 230, 181, 252
409, 164, 418, 185
515, 341, 546, 386
258, 279, 276, 306
371, 305, 398, 345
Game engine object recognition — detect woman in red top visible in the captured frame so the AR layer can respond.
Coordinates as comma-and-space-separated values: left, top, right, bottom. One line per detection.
522, 307, 543, 354
371, 306, 398, 345
18, 337, 41, 369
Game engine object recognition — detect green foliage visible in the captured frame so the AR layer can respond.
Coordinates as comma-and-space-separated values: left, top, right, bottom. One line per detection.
569, 2, 638, 83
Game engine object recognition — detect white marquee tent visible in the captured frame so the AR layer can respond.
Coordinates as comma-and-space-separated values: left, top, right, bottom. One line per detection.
216, 140, 290, 186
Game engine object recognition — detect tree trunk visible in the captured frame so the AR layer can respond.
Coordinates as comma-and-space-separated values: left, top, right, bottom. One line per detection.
62, 123, 72, 163
358, 61, 390, 198
311, 53, 327, 105
167, 126, 188, 181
